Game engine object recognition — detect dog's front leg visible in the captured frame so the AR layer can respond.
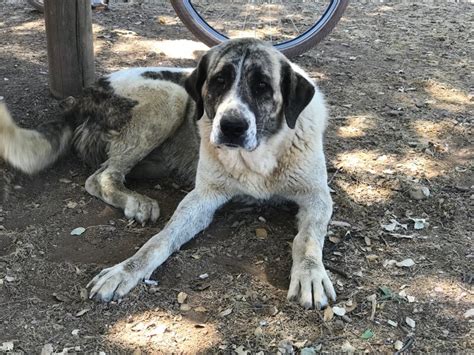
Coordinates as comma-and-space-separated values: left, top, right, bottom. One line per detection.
88, 188, 229, 302
287, 193, 336, 309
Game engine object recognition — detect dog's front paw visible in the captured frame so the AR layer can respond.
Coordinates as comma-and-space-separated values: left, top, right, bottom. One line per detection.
287, 260, 336, 309
87, 261, 142, 302
124, 194, 160, 225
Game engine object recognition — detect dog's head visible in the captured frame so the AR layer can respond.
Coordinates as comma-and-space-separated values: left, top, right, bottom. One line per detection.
185, 38, 315, 151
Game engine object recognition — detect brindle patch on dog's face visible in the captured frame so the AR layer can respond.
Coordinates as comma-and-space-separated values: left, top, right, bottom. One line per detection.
185, 38, 315, 151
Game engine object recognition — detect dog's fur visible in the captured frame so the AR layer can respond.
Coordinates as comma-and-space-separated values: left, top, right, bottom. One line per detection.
0, 38, 335, 309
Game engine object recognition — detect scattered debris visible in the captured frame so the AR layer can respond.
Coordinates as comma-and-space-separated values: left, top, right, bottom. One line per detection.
255, 228, 268, 239
143, 279, 159, 286
394, 340, 404, 351
382, 219, 407, 232
75, 308, 90, 317
70, 227, 86, 236
405, 317, 416, 328
396, 258, 415, 267
179, 304, 191, 311
0, 342, 14, 351
219, 308, 233, 317
177, 292, 188, 304
40, 343, 54, 355
300, 346, 317, 355
324, 306, 334, 321
410, 218, 428, 230
340, 341, 356, 354
408, 184, 430, 200
332, 306, 346, 317
361, 329, 374, 340
330, 220, 351, 228
367, 294, 377, 321
387, 319, 398, 327
463, 308, 474, 318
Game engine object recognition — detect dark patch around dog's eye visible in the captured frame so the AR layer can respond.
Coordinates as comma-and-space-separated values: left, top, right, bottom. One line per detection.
209, 64, 234, 90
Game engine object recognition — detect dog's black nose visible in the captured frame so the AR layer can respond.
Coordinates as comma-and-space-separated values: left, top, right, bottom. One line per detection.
220, 117, 249, 139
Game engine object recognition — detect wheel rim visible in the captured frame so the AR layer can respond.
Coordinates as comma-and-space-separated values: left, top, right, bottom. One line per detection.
181, 0, 343, 49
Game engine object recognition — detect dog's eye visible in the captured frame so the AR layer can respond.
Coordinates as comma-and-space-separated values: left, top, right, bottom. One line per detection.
214, 75, 225, 85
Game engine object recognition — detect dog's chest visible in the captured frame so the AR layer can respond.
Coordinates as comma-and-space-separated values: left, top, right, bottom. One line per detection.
217, 149, 282, 198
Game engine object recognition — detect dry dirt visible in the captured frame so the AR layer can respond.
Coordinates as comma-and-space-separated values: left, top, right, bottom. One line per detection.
0, 1, 473, 354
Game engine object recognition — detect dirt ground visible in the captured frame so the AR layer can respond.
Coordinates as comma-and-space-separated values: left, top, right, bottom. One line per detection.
0, 1, 473, 353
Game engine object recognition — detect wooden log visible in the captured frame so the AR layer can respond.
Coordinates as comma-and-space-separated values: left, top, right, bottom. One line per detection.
44, 0, 95, 99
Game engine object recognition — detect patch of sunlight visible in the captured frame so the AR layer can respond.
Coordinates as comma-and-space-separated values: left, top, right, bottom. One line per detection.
335, 179, 393, 205
335, 149, 445, 179
112, 39, 208, 59
425, 80, 473, 111
10, 19, 45, 32
412, 119, 455, 142
402, 274, 474, 320
337, 115, 375, 138
106, 309, 220, 352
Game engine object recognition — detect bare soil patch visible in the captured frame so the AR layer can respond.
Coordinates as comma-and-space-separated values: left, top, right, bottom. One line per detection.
0, 1, 472, 353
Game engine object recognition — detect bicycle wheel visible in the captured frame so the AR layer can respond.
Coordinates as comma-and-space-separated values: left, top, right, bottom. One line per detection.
27, 0, 44, 12
171, 0, 349, 57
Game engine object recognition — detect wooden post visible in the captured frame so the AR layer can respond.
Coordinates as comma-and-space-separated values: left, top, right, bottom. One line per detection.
44, 0, 95, 99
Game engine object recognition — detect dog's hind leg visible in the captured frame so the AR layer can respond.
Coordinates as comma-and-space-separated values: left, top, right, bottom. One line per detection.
84, 116, 185, 224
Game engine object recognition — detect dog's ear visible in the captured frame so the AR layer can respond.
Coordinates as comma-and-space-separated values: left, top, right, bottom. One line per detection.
280, 62, 315, 129
185, 53, 209, 120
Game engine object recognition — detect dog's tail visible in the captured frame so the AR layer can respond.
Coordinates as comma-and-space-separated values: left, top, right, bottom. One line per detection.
0, 102, 73, 174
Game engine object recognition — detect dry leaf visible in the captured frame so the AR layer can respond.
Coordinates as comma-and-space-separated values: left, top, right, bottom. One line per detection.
341, 341, 356, 354
194, 306, 207, 312
219, 308, 233, 317
366, 254, 379, 261
329, 235, 341, 244
323, 306, 334, 321
75, 308, 90, 317
330, 220, 351, 228
255, 228, 268, 239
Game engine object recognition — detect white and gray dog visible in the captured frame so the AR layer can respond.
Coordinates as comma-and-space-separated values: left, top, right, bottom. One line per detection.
0, 38, 335, 309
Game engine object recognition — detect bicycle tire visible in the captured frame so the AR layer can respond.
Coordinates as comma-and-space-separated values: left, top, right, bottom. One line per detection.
171, 0, 349, 57
27, 0, 44, 12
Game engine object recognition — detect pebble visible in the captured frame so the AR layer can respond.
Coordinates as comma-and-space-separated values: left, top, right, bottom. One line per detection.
409, 184, 430, 200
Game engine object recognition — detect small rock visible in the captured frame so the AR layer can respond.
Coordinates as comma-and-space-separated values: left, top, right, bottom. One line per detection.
199, 273, 209, 279
277, 339, 294, 354
40, 343, 54, 355
71, 329, 80, 336
66, 201, 78, 209
464, 308, 474, 318
5, 275, 15, 282
341, 341, 356, 354
254, 326, 263, 336
408, 184, 430, 200
194, 306, 207, 312
177, 291, 188, 304
396, 258, 415, 268
394, 340, 404, 351
180, 304, 191, 312
0, 342, 14, 351
70, 227, 86, 236
405, 316, 416, 328
332, 306, 346, 316
255, 228, 268, 239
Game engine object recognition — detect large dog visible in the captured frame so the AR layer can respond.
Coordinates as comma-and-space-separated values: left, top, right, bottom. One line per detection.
0, 38, 335, 309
